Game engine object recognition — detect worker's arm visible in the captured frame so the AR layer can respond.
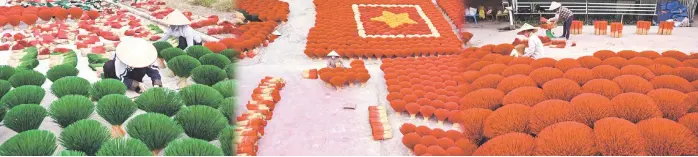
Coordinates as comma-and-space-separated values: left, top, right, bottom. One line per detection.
145, 66, 163, 87
158, 29, 171, 42
185, 33, 195, 50
548, 13, 560, 23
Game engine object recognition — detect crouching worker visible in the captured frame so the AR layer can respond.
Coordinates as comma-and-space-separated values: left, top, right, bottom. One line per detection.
159, 9, 203, 50
326, 50, 345, 68
103, 37, 162, 93
512, 23, 545, 59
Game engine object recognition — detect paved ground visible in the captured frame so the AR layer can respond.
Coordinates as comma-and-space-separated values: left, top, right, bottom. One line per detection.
236, 1, 698, 156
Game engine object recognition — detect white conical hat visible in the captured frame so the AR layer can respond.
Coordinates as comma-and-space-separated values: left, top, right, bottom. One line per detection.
547, 2, 561, 10
327, 50, 340, 57
115, 37, 158, 68
516, 23, 539, 35
272, 30, 281, 35
163, 9, 191, 25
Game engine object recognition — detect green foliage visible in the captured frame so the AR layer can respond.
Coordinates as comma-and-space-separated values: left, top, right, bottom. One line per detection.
126, 113, 183, 151
213, 0, 236, 12
174, 105, 228, 141
0, 104, 6, 123
163, 138, 224, 156
186, 45, 213, 59
179, 84, 224, 108
148, 24, 164, 34
50, 76, 91, 98
161, 47, 187, 62
213, 80, 236, 98
59, 119, 110, 156
3, 104, 47, 133
199, 53, 231, 69
17, 59, 39, 70
0, 85, 45, 108
191, 65, 227, 86
189, 0, 217, 7
134, 87, 184, 117
61, 51, 78, 67
58, 150, 86, 156
0, 80, 12, 99
168, 55, 201, 78
8, 70, 45, 88
220, 49, 239, 62
97, 94, 137, 125
46, 64, 79, 82
90, 79, 127, 101
236, 9, 260, 22
21, 47, 38, 60
96, 138, 152, 156
0, 130, 57, 156
49, 95, 94, 128
0, 65, 16, 80
224, 63, 236, 79
153, 41, 174, 58
218, 97, 236, 125
87, 54, 109, 64
218, 126, 237, 156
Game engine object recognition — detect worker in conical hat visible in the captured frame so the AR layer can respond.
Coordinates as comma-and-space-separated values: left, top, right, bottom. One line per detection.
512, 23, 545, 59
326, 50, 344, 68
102, 37, 162, 93
159, 9, 203, 50
546, 1, 574, 40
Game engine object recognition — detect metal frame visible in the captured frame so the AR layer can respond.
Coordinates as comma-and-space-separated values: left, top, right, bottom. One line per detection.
510, 0, 659, 23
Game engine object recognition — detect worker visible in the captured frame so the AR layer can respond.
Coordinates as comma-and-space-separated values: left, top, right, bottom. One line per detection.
326, 50, 344, 68
546, 1, 574, 40
158, 9, 203, 50
102, 37, 162, 93
512, 23, 545, 59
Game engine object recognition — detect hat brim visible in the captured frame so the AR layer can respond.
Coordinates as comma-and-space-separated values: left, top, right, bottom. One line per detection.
517, 28, 538, 35
115, 38, 158, 68
547, 3, 561, 10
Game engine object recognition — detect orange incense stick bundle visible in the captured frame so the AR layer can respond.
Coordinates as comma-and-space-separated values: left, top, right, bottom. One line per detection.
369, 106, 392, 140
571, 20, 583, 35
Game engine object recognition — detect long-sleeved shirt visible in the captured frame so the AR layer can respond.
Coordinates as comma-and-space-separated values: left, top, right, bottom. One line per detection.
110, 53, 161, 88
549, 6, 573, 22
523, 35, 545, 59
158, 26, 202, 49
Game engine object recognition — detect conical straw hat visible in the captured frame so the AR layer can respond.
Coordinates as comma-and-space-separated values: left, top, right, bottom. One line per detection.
547, 2, 561, 10
163, 9, 191, 25
327, 50, 340, 57
272, 30, 281, 35
516, 23, 539, 35
115, 37, 158, 68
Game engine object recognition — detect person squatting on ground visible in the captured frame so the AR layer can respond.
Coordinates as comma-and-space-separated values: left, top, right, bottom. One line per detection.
326, 50, 345, 68
158, 9, 203, 50
547, 1, 574, 40
511, 23, 545, 59
102, 37, 162, 93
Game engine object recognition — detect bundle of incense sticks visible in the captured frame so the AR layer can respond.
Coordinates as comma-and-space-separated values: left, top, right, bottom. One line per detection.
594, 21, 608, 35
369, 106, 392, 140
636, 21, 650, 35
571, 20, 583, 35
610, 22, 623, 38
658, 21, 674, 35
236, 76, 286, 156
302, 69, 318, 79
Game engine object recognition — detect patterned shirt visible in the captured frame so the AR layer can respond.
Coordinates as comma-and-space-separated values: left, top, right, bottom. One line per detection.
556, 7, 574, 20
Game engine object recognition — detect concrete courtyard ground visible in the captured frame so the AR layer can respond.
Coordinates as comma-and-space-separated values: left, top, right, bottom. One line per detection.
235, 2, 698, 156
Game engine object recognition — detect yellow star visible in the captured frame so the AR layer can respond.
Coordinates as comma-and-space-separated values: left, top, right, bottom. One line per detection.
370, 11, 418, 28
